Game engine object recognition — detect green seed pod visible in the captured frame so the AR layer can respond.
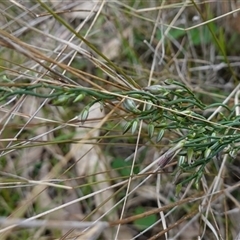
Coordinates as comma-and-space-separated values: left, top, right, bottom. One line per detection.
181, 110, 192, 115
205, 126, 214, 132
143, 85, 165, 94
194, 171, 203, 190
229, 149, 237, 158
194, 181, 199, 190
123, 98, 136, 109
99, 101, 104, 112
80, 106, 89, 123
204, 148, 211, 159
164, 79, 174, 85
73, 93, 85, 102
187, 148, 194, 164
123, 98, 141, 114
162, 91, 170, 96
178, 156, 185, 167
156, 129, 164, 142
51, 94, 69, 105
131, 119, 139, 134
145, 100, 153, 111
123, 121, 132, 134
128, 93, 142, 99
175, 89, 185, 93
211, 132, 216, 142
148, 123, 155, 138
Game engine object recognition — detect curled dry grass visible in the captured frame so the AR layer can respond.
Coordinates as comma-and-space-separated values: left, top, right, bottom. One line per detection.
0, 1, 240, 239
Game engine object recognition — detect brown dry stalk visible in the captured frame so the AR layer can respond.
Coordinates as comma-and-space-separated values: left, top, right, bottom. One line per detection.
109, 192, 202, 226
109, 181, 240, 237
148, 209, 198, 240
0, 29, 109, 90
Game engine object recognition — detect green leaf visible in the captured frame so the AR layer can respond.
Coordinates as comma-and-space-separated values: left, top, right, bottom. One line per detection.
133, 206, 157, 230
169, 28, 186, 39
111, 158, 131, 177
176, 183, 182, 195
111, 157, 139, 176
157, 28, 185, 41
188, 23, 217, 46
